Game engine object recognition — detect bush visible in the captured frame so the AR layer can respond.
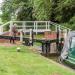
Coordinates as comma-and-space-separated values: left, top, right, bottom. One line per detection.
69, 16, 75, 24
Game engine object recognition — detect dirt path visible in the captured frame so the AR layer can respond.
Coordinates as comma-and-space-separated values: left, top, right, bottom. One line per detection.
0, 39, 22, 47
0, 43, 16, 47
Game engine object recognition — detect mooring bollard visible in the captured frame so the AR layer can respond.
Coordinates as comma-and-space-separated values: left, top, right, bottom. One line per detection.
17, 47, 21, 52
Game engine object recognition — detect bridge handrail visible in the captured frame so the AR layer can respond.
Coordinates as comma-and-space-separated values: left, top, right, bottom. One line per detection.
49, 21, 71, 30
1, 21, 11, 27
0, 21, 71, 35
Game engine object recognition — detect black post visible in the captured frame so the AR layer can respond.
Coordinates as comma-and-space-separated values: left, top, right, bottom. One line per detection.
60, 30, 63, 51
41, 40, 50, 56
46, 41, 50, 56
56, 26, 60, 51
42, 41, 46, 54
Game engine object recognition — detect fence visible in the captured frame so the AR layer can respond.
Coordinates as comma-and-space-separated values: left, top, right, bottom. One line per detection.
0, 21, 71, 35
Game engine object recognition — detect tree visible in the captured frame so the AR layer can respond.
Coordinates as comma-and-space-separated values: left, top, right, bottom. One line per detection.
1, 0, 14, 22
16, 0, 33, 21
55, 0, 75, 22
1, 0, 34, 22
1, 0, 75, 29
33, 0, 51, 20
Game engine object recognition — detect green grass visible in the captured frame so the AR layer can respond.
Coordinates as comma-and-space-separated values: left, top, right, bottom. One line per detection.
0, 45, 75, 75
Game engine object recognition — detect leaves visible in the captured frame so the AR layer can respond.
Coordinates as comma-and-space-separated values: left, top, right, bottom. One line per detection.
1, 0, 75, 29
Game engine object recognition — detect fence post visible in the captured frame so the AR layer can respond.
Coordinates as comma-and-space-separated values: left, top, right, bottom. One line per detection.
41, 40, 50, 56
56, 25, 60, 51
36, 22, 38, 35
59, 25, 61, 43
0, 25, 3, 34
48, 21, 50, 30
22, 21, 26, 34
67, 29, 71, 34
46, 21, 48, 30
55, 25, 58, 32
29, 29, 34, 46
34, 21, 36, 31
20, 30, 23, 43
64, 29, 67, 41
10, 21, 13, 32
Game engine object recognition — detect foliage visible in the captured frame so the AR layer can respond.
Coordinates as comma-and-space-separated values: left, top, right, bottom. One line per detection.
17, 4, 33, 21
33, 0, 51, 20
56, 0, 75, 22
69, 16, 75, 24
1, 0, 75, 30
1, 0, 33, 22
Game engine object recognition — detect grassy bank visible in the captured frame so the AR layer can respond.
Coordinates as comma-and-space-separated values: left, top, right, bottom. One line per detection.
0, 45, 75, 75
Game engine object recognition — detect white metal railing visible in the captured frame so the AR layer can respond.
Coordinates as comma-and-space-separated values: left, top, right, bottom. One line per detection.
0, 21, 71, 35
0, 21, 10, 35
10, 21, 51, 34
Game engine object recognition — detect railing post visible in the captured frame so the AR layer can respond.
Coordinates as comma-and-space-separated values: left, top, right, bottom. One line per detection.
59, 25, 61, 43
29, 29, 34, 46
56, 25, 60, 51
2, 26, 3, 33
22, 21, 26, 33
55, 25, 58, 32
46, 21, 48, 30
48, 21, 50, 30
64, 29, 67, 41
34, 21, 36, 31
0, 25, 3, 34
10, 21, 13, 32
67, 29, 71, 34
20, 30, 23, 43
36, 21, 38, 35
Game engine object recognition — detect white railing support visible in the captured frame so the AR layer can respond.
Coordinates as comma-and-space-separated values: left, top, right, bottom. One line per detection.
22, 21, 26, 33
36, 22, 38, 35
0, 26, 3, 35
20, 30, 23, 42
29, 29, 33, 44
10, 21, 13, 32
0, 21, 71, 35
58, 25, 61, 43
46, 21, 48, 30
34, 22, 36, 30
64, 29, 68, 41
48, 21, 50, 30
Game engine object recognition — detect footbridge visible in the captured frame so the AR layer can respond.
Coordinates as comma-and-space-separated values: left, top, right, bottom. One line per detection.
0, 21, 71, 55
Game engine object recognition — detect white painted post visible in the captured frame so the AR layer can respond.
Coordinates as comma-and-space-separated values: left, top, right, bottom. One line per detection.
30, 29, 32, 39
2, 26, 3, 33
20, 30, 23, 42
29, 29, 32, 44
0, 25, 3, 35
48, 21, 50, 31
10, 21, 13, 32
23, 21, 26, 34
46, 21, 48, 30
68, 29, 71, 34
34, 21, 36, 31
36, 22, 38, 35
64, 29, 67, 41
55, 25, 58, 32
59, 25, 61, 43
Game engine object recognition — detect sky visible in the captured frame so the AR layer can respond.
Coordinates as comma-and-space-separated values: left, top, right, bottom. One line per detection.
0, 0, 3, 3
